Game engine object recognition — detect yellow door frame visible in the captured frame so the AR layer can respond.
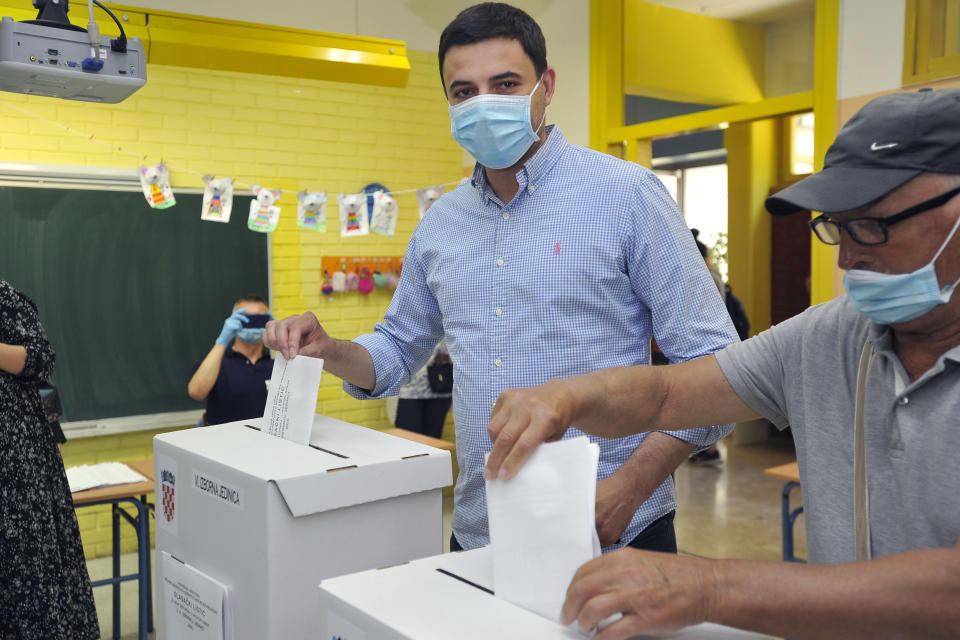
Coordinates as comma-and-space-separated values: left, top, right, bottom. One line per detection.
590, 0, 840, 322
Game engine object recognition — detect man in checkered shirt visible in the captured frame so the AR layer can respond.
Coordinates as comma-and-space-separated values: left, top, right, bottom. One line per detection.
265, 3, 737, 555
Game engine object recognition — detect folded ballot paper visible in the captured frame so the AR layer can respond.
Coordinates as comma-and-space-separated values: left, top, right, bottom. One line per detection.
486, 436, 602, 624
262, 353, 324, 446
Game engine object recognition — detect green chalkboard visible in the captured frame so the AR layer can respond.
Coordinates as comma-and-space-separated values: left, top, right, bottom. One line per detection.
0, 185, 269, 422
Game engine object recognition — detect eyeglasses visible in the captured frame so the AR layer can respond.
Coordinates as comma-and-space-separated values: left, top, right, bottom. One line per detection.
809, 184, 960, 246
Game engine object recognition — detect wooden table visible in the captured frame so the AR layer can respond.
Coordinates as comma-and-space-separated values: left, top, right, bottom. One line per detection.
763, 461, 804, 562
382, 427, 456, 452
72, 459, 155, 640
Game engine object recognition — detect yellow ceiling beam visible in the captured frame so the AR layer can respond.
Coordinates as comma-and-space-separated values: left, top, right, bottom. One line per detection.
607, 90, 813, 143
141, 10, 410, 88
623, 0, 766, 105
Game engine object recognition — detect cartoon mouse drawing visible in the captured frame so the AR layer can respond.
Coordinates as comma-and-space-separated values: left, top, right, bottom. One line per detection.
139, 164, 176, 209
202, 175, 234, 222
298, 191, 328, 231
248, 184, 282, 233
338, 193, 367, 235
370, 190, 398, 237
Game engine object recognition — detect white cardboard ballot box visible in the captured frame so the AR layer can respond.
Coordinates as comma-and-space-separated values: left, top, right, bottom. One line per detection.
153, 416, 452, 640
318, 547, 773, 640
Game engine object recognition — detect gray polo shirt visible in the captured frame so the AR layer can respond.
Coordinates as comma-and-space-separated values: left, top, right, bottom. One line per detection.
716, 296, 960, 564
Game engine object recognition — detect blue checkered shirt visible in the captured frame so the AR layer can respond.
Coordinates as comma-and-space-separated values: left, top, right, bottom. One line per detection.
347, 126, 737, 550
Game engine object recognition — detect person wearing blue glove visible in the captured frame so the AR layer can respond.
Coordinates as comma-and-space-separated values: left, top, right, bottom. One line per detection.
188, 295, 273, 425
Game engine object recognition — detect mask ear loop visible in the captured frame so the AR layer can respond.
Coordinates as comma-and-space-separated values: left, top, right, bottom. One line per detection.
930, 208, 960, 265
531, 75, 547, 135
936, 212, 960, 299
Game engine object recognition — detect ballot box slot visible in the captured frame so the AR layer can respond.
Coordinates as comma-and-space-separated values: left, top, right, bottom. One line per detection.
435, 568, 494, 595
327, 465, 359, 473
401, 453, 429, 460
244, 424, 350, 459
310, 444, 349, 459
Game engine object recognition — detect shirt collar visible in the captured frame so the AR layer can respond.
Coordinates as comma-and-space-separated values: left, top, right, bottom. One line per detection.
470, 124, 567, 203
866, 321, 894, 353
227, 346, 269, 363
867, 318, 960, 387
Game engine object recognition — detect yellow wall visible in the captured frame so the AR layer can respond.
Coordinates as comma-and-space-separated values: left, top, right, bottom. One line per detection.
725, 119, 778, 334
623, 0, 766, 105
1, 49, 462, 557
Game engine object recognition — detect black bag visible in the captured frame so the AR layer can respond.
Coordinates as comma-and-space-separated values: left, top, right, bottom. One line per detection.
724, 284, 751, 341
426, 362, 453, 393
38, 382, 63, 423
38, 382, 67, 444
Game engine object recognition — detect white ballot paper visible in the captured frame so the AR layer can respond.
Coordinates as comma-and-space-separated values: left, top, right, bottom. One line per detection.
263, 353, 324, 445
486, 436, 602, 623
66, 462, 147, 493
161, 551, 233, 640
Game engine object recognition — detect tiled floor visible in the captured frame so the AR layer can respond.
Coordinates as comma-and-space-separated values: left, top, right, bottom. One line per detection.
87, 429, 804, 639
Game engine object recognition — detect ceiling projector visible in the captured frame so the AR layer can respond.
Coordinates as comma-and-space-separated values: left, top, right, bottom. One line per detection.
0, 0, 145, 103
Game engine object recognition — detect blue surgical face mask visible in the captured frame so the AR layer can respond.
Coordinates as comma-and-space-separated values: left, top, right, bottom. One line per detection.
843, 213, 960, 325
236, 328, 264, 344
449, 77, 545, 170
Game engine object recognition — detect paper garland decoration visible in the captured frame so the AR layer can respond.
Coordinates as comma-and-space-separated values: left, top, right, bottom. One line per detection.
337, 193, 370, 237
248, 184, 282, 233
297, 190, 327, 232
201, 175, 234, 223
128, 154, 457, 237
416, 185, 444, 219
139, 163, 176, 209
369, 190, 399, 237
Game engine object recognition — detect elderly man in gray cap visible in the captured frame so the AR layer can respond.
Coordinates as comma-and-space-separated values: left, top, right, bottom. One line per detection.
483, 88, 960, 639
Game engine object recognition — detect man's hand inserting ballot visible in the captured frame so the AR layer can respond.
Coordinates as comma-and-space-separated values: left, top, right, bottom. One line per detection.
263, 311, 331, 361
484, 378, 579, 481
264, 311, 377, 391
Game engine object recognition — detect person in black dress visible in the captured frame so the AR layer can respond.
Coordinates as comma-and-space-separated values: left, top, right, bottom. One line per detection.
0, 280, 99, 639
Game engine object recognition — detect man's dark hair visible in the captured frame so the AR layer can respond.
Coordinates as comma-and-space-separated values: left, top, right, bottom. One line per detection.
234, 294, 267, 307
438, 3, 547, 88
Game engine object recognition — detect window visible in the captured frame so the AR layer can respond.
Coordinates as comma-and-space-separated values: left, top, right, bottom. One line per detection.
789, 113, 815, 176
904, 0, 960, 83
682, 164, 729, 279
655, 163, 728, 277
654, 169, 680, 205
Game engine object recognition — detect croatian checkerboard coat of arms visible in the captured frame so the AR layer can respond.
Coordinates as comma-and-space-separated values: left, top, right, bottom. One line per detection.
162, 472, 175, 522
156, 455, 178, 535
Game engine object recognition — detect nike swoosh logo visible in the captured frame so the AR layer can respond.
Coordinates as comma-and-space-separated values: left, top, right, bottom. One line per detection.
870, 142, 899, 151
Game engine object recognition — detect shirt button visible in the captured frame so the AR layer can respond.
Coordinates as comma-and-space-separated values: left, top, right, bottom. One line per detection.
897, 396, 909, 406
495, 308, 502, 316
502, 212, 510, 220
496, 258, 504, 267
528, 185, 536, 193
495, 358, 502, 367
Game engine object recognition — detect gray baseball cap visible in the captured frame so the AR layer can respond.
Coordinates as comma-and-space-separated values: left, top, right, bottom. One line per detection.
766, 88, 960, 215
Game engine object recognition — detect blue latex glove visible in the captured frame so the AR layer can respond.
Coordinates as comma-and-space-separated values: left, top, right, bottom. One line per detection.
216, 310, 250, 347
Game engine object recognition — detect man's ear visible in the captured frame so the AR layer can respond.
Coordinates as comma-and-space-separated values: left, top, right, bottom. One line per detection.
542, 66, 557, 108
